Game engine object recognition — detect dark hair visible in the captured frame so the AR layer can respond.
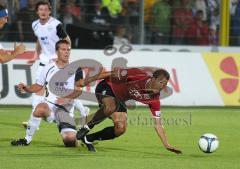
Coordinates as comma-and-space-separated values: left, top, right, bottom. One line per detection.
153, 69, 170, 80
55, 39, 70, 51
0, 4, 6, 11
35, 1, 52, 11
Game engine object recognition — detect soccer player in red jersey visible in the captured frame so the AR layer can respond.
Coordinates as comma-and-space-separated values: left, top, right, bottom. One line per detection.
75, 67, 181, 154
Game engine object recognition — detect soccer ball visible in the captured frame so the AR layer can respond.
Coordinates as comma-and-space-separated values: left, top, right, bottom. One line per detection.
198, 133, 219, 153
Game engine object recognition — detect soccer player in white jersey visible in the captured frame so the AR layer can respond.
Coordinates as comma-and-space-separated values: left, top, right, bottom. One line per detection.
23, 1, 89, 129
11, 40, 82, 147
0, 4, 25, 63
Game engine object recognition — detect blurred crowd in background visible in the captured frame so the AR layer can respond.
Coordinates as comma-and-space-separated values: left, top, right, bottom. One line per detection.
0, 0, 240, 47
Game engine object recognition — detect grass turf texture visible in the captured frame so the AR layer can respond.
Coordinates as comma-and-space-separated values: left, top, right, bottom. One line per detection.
0, 106, 239, 169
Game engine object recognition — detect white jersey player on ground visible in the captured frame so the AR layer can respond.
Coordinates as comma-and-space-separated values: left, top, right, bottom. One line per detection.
11, 40, 83, 147
22, 1, 89, 129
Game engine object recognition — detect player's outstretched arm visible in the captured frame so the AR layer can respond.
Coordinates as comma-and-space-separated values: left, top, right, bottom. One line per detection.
153, 117, 182, 154
0, 43, 26, 63
76, 70, 119, 87
17, 82, 43, 93
65, 85, 83, 99
56, 85, 83, 105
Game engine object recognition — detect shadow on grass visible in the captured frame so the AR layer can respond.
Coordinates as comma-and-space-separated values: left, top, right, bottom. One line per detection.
0, 121, 24, 128
0, 137, 60, 147
98, 146, 177, 158
187, 154, 211, 158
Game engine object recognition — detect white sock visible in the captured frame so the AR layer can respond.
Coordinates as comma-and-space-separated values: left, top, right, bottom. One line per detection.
25, 115, 41, 144
73, 100, 89, 117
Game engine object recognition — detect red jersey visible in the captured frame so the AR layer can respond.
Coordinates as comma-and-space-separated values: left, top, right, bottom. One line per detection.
106, 68, 161, 118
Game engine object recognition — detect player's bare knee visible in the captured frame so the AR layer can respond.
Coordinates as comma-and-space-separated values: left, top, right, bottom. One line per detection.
114, 122, 127, 136
33, 103, 48, 117
102, 98, 117, 115
104, 106, 116, 115
104, 101, 117, 114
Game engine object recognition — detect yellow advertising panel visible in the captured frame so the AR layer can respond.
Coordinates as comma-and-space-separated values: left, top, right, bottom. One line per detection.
203, 53, 240, 106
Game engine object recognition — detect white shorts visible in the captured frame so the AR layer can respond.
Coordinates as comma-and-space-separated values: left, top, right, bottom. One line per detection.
43, 101, 76, 134
35, 56, 56, 82
35, 63, 45, 82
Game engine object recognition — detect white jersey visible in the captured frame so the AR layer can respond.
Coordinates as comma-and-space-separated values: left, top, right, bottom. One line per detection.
36, 62, 83, 104
32, 17, 61, 64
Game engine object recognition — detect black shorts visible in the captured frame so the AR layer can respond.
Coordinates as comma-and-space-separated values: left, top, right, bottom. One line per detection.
95, 80, 127, 112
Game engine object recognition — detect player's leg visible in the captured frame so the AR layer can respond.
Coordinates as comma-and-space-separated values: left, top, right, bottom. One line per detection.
55, 105, 78, 147
81, 101, 127, 152
11, 102, 51, 146
32, 64, 46, 111
22, 65, 46, 128
76, 80, 118, 140
89, 96, 117, 128
73, 99, 89, 117
73, 99, 90, 127
112, 111, 127, 136
85, 111, 127, 143
76, 96, 117, 140
60, 128, 96, 151
85, 100, 127, 142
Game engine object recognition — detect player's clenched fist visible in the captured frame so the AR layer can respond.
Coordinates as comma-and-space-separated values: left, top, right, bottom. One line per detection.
13, 43, 26, 56
17, 82, 27, 93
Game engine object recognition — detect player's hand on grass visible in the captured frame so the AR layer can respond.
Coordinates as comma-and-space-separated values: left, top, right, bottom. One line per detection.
13, 43, 26, 56
165, 144, 182, 154
17, 82, 27, 93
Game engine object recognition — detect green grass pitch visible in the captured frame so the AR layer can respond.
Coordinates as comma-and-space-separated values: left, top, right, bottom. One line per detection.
0, 106, 239, 169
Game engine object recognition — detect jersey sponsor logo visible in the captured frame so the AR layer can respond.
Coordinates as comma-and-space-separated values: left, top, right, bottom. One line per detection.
54, 81, 69, 92
55, 82, 68, 86
47, 26, 53, 31
129, 88, 142, 99
129, 87, 156, 100
102, 90, 107, 95
40, 36, 49, 45
120, 69, 127, 77
40, 36, 47, 40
